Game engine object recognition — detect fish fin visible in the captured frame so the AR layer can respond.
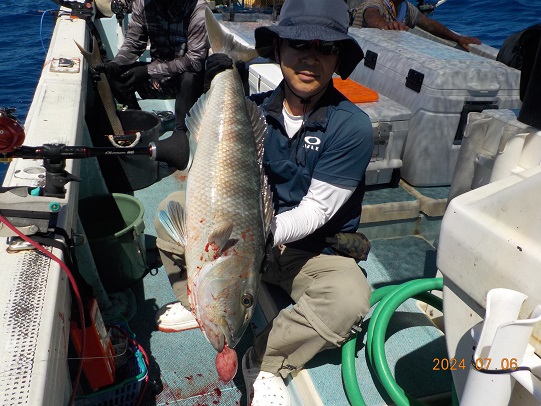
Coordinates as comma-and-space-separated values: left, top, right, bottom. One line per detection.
208, 223, 235, 252
74, 36, 101, 69
245, 99, 267, 156
158, 201, 187, 247
244, 99, 274, 237
204, 7, 269, 63
74, 40, 92, 66
261, 173, 274, 237
185, 91, 209, 145
261, 232, 274, 274
222, 239, 239, 253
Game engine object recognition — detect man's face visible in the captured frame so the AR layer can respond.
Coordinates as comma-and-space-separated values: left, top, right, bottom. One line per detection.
276, 39, 339, 100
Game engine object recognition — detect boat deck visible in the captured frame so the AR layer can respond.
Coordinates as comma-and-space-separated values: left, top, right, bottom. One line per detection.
0, 11, 454, 405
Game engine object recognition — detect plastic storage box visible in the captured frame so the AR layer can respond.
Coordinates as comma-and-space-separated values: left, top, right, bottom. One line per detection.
248, 63, 411, 186
357, 94, 410, 185
348, 28, 522, 186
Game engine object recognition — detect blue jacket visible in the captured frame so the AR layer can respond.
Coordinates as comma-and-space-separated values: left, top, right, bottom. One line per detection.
250, 82, 374, 253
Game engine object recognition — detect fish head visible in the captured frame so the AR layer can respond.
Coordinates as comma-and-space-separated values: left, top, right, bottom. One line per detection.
191, 253, 261, 353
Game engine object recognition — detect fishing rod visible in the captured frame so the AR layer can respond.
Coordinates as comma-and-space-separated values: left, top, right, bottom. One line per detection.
0, 108, 185, 198
2, 143, 153, 160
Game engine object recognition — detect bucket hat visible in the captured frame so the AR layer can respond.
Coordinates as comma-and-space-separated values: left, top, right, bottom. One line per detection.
254, 0, 363, 79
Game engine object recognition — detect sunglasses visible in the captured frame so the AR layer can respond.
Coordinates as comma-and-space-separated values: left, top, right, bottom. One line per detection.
285, 39, 341, 56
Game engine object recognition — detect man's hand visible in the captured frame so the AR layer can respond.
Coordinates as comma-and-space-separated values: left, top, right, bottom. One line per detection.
363, 7, 408, 31
204, 53, 234, 92
119, 65, 149, 93
383, 21, 409, 31
93, 61, 122, 81
457, 35, 482, 52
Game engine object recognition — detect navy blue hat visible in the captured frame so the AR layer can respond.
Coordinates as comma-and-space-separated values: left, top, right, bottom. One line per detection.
254, 0, 364, 79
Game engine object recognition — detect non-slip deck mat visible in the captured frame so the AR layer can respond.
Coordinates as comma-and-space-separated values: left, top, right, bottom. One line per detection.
304, 236, 452, 405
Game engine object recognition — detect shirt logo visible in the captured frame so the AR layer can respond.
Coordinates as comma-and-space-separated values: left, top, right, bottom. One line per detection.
304, 136, 321, 151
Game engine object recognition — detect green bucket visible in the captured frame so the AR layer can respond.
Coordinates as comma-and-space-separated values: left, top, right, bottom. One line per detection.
78, 193, 146, 292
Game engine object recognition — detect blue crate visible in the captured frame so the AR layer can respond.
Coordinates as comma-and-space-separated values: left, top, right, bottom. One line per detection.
75, 326, 148, 406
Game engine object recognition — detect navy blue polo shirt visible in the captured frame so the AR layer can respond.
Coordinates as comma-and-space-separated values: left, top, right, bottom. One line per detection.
249, 82, 373, 253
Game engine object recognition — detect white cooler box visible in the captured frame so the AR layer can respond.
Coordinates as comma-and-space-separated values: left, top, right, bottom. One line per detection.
248, 62, 282, 94
248, 63, 411, 186
348, 28, 522, 186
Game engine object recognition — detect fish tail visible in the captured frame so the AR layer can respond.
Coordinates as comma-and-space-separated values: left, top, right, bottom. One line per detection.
204, 7, 270, 63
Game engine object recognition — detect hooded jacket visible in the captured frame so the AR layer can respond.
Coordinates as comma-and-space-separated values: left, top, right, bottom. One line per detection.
112, 0, 209, 80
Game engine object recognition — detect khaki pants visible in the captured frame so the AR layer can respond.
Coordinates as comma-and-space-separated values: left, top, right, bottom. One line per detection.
254, 246, 371, 376
154, 191, 372, 376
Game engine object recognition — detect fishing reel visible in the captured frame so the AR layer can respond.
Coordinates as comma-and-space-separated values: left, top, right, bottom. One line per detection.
110, 0, 132, 16
94, 0, 132, 18
0, 108, 25, 154
417, 0, 448, 15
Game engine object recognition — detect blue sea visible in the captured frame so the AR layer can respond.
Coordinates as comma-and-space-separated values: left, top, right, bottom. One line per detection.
0, 0, 539, 180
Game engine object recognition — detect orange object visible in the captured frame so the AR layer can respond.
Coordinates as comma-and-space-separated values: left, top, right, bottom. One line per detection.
333, 78, 379, 103
70, 298, 116, 390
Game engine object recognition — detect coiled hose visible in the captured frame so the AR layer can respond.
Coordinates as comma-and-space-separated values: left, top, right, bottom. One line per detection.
342, 277, 447, 406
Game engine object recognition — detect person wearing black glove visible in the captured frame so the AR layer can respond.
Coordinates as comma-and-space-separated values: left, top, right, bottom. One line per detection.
95, 0, 210, 131
203, 53, 249, 95
118, 65, 149, 94
93, 61, 122, 79
203, 53, 233, 91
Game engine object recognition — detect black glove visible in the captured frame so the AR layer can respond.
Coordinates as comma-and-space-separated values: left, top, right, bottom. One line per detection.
92, 61, 122, 81
119, 65, 149, 93
204, 53, 234, 92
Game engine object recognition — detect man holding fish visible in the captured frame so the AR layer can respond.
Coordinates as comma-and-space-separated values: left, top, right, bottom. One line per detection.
155, 0, 374, 404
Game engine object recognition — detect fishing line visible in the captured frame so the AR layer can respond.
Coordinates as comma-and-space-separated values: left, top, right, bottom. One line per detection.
40, 9, 56, 54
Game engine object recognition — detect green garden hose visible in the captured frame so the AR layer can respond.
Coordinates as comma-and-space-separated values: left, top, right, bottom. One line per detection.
342, 277, 445, 406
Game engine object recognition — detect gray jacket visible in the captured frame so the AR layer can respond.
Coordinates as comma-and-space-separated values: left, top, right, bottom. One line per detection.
112, 0, 209, 80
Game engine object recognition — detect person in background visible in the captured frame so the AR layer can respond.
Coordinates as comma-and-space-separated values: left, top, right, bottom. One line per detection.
352, 0, 481, 51
95, 0, 209, 162
154, 0, 374, 404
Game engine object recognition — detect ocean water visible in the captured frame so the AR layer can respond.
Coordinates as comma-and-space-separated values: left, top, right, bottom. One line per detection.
0, 0, 55, 179
0, 0, 539, 180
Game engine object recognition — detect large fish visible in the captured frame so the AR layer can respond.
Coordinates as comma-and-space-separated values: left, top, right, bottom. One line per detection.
158, 8, 273, 382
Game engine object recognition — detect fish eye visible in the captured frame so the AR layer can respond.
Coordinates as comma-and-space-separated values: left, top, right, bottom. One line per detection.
241, 293, 254, 308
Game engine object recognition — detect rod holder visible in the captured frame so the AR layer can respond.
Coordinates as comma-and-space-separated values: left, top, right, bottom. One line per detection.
461, 288, 541, 405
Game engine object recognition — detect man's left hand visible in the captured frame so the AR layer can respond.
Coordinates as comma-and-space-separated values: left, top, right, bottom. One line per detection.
119, 65, 149, 93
